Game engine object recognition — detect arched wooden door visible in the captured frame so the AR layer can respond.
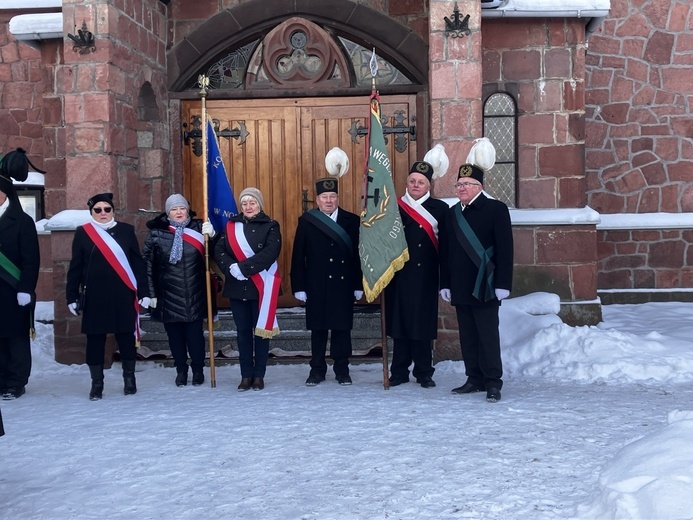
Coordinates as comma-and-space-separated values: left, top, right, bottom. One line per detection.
182, 95, 418, 306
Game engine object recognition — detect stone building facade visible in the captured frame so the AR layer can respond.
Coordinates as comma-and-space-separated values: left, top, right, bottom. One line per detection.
0, 0, 691, 364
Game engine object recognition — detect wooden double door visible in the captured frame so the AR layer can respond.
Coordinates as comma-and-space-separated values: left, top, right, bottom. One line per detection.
182, 95, 419, 306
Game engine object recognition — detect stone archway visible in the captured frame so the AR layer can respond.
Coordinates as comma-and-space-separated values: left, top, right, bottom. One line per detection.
166, 0, 428, 92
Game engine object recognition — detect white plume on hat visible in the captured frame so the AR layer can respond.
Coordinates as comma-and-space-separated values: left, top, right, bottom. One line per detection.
324, 147, 349, 177
422, 143, 449, 180
466, 137, 496, 171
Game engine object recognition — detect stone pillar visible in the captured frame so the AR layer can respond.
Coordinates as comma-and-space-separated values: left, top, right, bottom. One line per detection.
429, 0, 482, 198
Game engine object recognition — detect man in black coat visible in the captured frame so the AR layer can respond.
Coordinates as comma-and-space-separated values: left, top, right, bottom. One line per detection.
440, 163, 513, 403
290, 178, 362, 386
385, 160, 449, 388
0, 153, 40, 400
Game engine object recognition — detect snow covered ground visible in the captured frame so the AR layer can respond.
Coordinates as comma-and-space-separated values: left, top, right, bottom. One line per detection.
2, 294, 692, 519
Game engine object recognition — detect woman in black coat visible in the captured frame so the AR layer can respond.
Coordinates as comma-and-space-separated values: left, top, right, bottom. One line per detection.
214, 187, 281, 391
66, 193, 150, 400
142, 194, 216, 387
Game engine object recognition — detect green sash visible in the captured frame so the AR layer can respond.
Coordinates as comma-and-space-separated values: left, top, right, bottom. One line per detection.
453, 204, 495, 302
0, 249, 35, 339
304, 209, 353, 254
0, 250, 20, 289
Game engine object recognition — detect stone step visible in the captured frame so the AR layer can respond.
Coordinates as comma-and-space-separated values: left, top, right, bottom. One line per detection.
138, 305, 392, 359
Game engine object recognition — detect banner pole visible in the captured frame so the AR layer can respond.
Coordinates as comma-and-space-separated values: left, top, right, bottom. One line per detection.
380, 293, 389, 390
198, 75, 217, 388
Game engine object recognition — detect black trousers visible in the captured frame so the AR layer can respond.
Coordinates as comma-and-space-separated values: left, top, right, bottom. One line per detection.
164, 320, 205, 373
309, 329, 352, 378
231, 299, 269, 378
455, 304, 503, 390
0, 335, 31, 389
86, 333, 137, 366
390, 338, 434, 381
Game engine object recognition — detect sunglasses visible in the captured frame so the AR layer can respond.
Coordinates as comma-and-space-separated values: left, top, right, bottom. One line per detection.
92, 207, 113, 214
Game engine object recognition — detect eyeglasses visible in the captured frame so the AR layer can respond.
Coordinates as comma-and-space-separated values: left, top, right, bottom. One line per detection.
455, 182, 481, 189
92, 207, 113, 214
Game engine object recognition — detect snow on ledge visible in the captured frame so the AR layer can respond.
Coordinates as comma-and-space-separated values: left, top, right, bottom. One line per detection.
0, 0, 61, 8
597, 212, 693, 230
482, 0, 610, 18
9, 12, 62, 41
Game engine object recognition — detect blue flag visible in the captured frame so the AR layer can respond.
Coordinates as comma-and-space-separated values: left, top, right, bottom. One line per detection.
206, 117, 238, 231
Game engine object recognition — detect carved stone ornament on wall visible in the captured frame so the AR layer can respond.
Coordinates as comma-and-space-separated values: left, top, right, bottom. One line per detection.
246, 17, 350, 89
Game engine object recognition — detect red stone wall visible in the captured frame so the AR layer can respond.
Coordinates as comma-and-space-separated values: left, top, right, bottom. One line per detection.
598, 228, 693, 289
0, 13, 46, 166
585, 0, 693, 214
482, 18, 587, 209
169, 0, 429, 48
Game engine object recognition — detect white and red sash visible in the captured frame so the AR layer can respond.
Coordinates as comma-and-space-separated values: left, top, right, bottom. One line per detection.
168, 226, 205, 256
226, 221, 281, 338
83, 222, 142, 345
397, 196, 440, 251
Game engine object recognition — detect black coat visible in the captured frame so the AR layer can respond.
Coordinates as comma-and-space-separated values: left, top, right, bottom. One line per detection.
290, 208, 362, 331
385, 196, 448, 340
440, 194, 513, 306
66, 222, 149, 335
0, 200, 39, 338
142, 213, 207, 323
214, 212, 282, 301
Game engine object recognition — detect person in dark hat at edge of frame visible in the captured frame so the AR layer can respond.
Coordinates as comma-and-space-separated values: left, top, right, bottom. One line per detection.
0, 148, 41, 402
290, 147, 363, 386
440, 138, 514, 403
66, 192, 151, 400
385, 144, 450, 389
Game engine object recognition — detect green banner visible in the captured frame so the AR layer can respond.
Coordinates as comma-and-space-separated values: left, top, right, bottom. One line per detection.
358, 94, 409, 302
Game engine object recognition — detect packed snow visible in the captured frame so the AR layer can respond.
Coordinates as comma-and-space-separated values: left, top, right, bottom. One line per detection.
2, 293, 692, 519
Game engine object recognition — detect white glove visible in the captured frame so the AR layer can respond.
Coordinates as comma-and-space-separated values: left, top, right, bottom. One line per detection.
294, 291, 307, 302
149, 298, 158, 309
17, 292, 31, 306
68, 302, 79, 316
139, 297, 151, 308
354, 290, 364, 301
230, 263, 247, 281
440, 288, 451, 302
495, 288, 510, 301
201, 221, 216, 238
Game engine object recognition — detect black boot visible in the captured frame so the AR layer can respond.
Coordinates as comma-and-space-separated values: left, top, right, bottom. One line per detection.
89, 365, 104, 400
122, 360, 137, 395
192, 370, 204, 386
175, 368, 188, 387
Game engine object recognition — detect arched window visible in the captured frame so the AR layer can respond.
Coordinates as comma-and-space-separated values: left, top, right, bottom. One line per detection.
483, 92, 517, 208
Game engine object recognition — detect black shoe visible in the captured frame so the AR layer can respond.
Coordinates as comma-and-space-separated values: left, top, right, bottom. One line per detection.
192, 371, 204, 386
175, 372, 188, 387
2, 386, 26, 400
238, 378, 252, 391
336, 375, 352, 385
122, 360, 137, 395
417, 376, 436, 388
486, 387, 501, 402
305, 374, 325, 386
451, 382, 484, 394
388, 376, 409, 387
252, 377, 265, 391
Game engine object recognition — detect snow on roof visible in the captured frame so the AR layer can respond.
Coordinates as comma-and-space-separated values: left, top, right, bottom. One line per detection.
0, 0, 61, 8
8, 12, 62, 41
483, 0, 610, 18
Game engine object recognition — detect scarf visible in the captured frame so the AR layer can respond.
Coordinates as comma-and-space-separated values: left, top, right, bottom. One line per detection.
168, 217, 191, 264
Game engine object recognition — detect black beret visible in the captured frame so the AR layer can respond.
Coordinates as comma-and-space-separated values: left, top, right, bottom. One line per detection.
87, 192, 115, 209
